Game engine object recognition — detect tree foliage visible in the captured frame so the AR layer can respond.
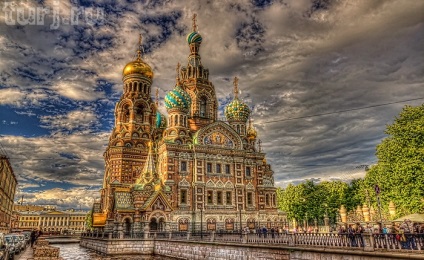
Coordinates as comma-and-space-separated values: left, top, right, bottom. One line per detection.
86, 210, 93, 231
277, 104, 424, 220
364, 104, 424, 216
277, 180, 350, 223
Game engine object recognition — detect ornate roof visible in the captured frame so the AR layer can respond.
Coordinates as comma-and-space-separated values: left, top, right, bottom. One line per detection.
123, 34, 153, 79
187, 14, 202, 45
187, 31, 202, 45
225, 98, 250, 122
225, 77, 250, 122
164, 85, 191, 112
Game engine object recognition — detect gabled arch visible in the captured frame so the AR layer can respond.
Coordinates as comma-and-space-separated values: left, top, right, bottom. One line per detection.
194, 121, 243, 150
216, 180, 224, 188
224, 181, 234, 189
206, 180, 215, 188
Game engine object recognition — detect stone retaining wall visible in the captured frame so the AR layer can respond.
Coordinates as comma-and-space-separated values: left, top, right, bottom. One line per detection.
80, 238, 154, 255
80, 237, 424, 260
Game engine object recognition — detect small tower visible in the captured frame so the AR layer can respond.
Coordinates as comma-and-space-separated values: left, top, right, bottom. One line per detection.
164, 63, 192, 144
246, 117, 258, 149
180, 14, 218, 130
225, 77, 250, 136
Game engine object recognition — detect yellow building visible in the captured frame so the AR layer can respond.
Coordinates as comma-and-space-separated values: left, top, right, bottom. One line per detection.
16, 209, 87, 234
93, 14, 286, 233
0, 155, 17, 234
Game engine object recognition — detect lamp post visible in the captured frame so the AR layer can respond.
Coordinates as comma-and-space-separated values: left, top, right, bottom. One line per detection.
200, 207, 203, 239
239, 205, 242, 238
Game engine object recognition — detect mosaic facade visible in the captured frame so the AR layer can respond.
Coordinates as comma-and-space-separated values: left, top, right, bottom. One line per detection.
93, 15, 286, 232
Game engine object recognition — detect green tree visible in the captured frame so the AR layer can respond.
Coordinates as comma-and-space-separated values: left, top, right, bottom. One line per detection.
86, 210, 93, 231
364, 104, 424, 216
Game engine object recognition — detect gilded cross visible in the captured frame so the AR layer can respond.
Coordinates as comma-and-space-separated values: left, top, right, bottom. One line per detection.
258, 139, 262, 152
176, 62, 181, 83
155, 88, 159, 106
233, 76, 239, 99
192, 13, 197, 31
137, 34, 143, 60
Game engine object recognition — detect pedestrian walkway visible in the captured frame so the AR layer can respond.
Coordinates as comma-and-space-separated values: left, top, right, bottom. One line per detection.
16, 246, 33, 260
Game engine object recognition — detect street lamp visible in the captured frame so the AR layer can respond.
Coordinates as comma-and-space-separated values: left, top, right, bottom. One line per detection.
239, 204, 242, 238
200, 207, 203, 239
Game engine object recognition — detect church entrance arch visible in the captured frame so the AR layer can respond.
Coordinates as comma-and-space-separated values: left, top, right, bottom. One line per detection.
124, 218, 131, 233
149, 218, 158, 231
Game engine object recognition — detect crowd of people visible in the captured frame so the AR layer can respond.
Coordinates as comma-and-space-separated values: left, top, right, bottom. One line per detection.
338, 220, 424, 249
239, 219, 424, 249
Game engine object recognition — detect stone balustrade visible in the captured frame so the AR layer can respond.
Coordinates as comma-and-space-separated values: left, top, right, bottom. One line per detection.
80, 230, 424, 252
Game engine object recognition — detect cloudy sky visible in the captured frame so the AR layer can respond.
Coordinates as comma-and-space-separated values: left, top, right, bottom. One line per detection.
0, 0, 423, 210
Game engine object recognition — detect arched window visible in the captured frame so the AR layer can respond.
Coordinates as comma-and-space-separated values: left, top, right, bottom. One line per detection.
183, 116, 186, 127
174, 115, 178, 125
179, 115, 183, 126
236, 125, 240, 133
265, 194, 270, 206
200, 98, 207, 117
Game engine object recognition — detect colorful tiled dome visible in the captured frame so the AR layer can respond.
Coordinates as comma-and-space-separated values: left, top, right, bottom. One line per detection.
164, 85, 191, 112
225, 98, 250, 122
187, 31, 202, 45
156, 111, 167, 128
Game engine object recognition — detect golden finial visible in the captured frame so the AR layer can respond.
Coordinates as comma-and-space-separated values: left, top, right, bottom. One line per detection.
233, 76, 239, 99
137, 34, 143, 60
155, 88, 159, 106
192, 13, 197, 32
176, 62, 181, 83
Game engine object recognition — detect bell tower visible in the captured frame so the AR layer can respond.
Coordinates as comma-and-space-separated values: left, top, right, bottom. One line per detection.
180, 14, 218, 131
101, 35, 157, 219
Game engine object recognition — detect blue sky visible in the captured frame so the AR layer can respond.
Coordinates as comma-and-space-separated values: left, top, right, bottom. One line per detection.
1, 0, 423, 210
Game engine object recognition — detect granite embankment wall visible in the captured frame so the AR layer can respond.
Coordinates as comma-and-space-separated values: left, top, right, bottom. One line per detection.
80, 238, 424, 260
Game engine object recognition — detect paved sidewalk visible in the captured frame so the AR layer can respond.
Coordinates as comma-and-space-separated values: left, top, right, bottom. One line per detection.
16, 246, 33, 260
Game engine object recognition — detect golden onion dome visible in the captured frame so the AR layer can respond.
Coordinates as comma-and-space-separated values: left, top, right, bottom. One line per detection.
123, 58, 154, 79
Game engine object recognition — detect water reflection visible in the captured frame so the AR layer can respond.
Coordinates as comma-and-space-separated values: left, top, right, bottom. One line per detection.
56, 243, 177, 260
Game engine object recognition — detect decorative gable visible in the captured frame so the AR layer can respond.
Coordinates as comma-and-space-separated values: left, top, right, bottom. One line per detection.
194, 122, 243, 150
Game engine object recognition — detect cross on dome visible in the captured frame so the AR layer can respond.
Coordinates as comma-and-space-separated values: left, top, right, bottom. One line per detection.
155, 88, 159, 106
233, 76, 239, 99
176, 62, 181, 83
137, 34, 143, 60
192, 13, 197, 32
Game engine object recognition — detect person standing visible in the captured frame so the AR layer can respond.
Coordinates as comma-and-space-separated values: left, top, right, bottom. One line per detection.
30, 230, 36, 248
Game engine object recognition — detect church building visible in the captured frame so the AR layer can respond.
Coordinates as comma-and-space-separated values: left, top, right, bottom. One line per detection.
92, 15, 285, 233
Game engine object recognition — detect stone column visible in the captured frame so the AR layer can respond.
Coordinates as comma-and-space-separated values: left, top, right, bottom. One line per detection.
363, 232, 374, 252
339, 205, 347, 223
117, 222, 124, 239
143, 224, 150, 239
133, 210, 141, 234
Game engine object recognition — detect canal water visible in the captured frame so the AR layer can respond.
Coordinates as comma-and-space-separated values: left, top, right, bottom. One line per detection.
55, 243, 178, 260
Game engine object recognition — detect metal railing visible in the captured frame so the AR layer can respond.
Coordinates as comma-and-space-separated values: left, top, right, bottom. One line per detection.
80, 231, 424, 252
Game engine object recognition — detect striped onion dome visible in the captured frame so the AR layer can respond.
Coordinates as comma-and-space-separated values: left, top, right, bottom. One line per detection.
164, 85, 191, 112
187, 31, 202, 45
